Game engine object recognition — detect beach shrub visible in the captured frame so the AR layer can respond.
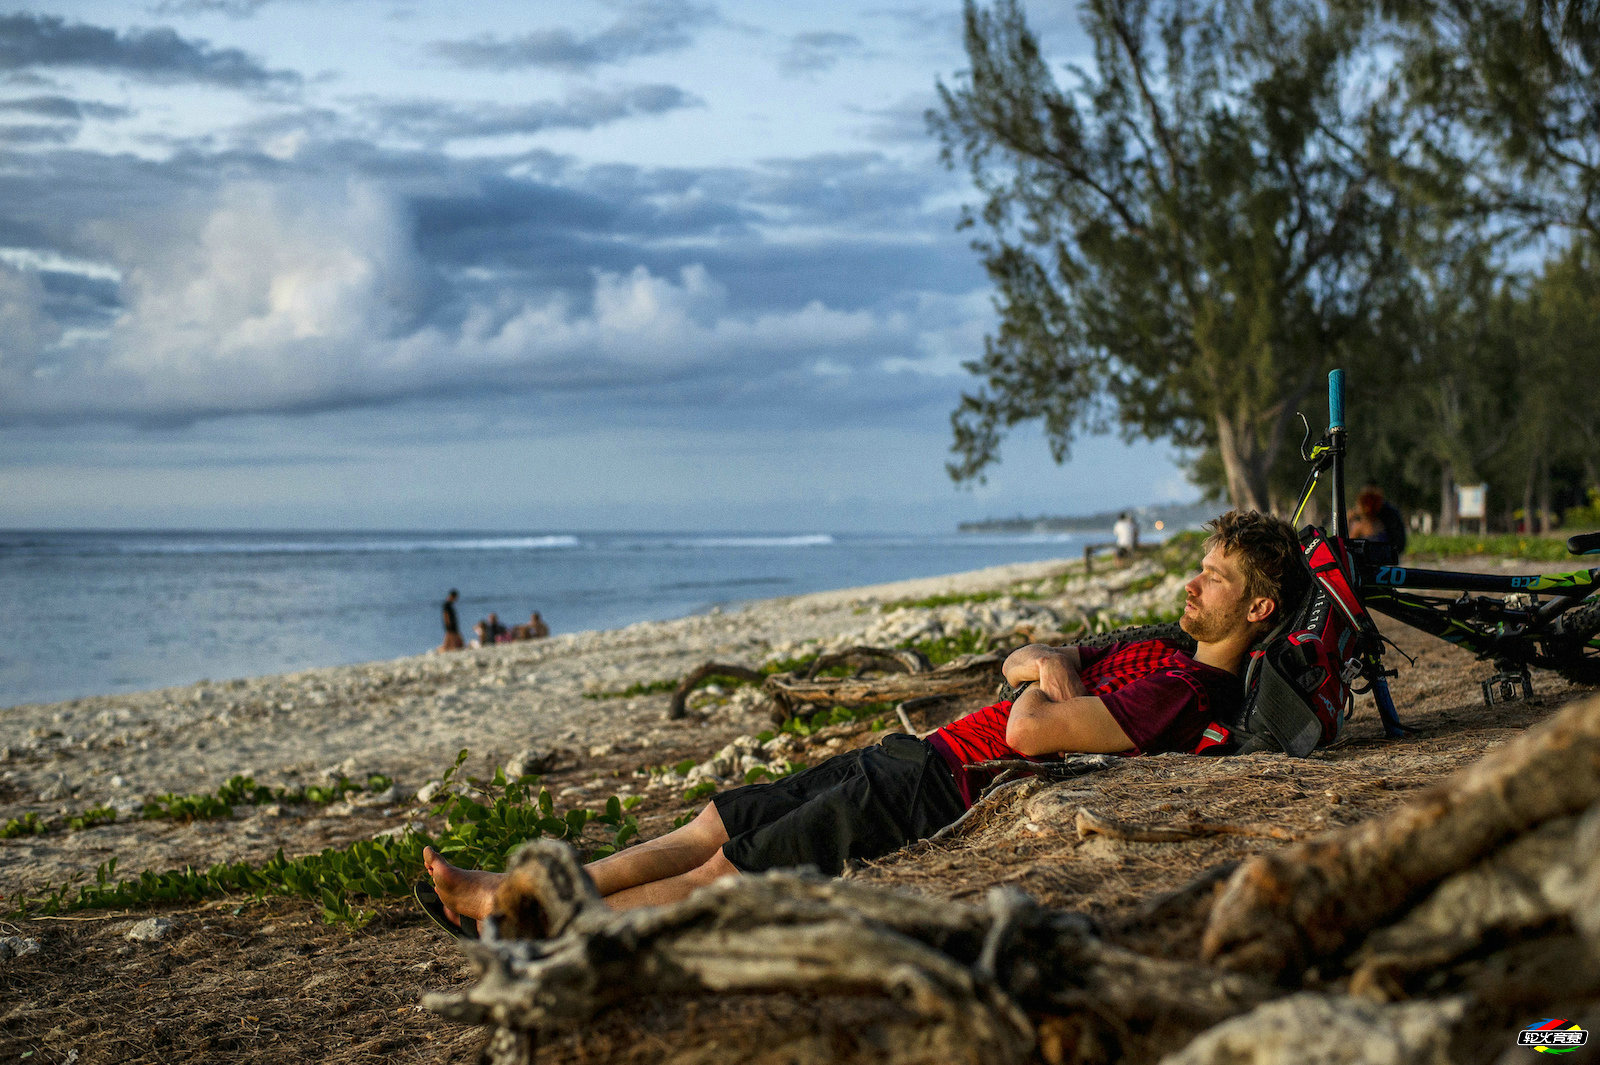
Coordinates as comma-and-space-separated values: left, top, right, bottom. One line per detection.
1, 812, 46, 839
904, 627, 993, 665
1566, 489, 1600, 531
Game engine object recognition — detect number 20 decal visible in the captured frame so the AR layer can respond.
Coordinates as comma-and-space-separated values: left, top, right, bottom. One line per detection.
1374, 566, 1408, 585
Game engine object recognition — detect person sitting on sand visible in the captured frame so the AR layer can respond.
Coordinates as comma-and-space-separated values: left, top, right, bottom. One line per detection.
510, 611, 550, 641
416, 510, 1306, 939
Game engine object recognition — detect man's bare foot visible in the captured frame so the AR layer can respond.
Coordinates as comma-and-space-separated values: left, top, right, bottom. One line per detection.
422, 846, 505, 924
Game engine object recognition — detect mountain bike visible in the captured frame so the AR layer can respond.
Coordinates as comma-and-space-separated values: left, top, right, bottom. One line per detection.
1287, 369, 1600, 731
1079, 369, 1600, 738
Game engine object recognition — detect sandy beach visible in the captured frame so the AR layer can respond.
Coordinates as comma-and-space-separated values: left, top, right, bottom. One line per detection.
3, 544, 1597, 1065
0, 550, 1190, 900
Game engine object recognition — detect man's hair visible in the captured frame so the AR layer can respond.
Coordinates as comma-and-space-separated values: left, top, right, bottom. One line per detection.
1203, 510, 1308, 622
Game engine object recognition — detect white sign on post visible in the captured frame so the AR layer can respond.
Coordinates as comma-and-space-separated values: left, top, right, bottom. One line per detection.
1457, 483, 1488, 521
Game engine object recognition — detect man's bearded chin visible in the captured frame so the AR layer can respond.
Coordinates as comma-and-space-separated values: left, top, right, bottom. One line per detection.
1180, 599, 1249, 643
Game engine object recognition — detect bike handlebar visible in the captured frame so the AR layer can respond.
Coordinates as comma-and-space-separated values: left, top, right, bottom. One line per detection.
1329, 369, 1345, 431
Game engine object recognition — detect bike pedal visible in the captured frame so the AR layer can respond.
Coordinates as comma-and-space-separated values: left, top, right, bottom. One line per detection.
1480, 669, 1534, 706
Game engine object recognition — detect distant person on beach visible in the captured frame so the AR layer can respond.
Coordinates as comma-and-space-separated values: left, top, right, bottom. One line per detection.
1351, 484, 1406, 560
439, 590, 464, 652
1113, 512, 1139, 558
486, 612, 509, 644
471, 620, 489, 649
414, 509, 1306, 939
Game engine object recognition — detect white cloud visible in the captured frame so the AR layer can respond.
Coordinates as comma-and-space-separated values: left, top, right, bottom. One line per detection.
0, 177, 986, 424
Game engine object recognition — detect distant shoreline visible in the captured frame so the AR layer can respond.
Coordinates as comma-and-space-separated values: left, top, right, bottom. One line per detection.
958, 499, 1217, 534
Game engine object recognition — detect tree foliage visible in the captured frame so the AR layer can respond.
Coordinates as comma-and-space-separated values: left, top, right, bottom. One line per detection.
934, 0, 1410, 511
938, 0, 1600, 525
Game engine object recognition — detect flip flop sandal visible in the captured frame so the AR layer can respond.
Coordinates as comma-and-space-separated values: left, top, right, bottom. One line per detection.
414, 878, 479, 941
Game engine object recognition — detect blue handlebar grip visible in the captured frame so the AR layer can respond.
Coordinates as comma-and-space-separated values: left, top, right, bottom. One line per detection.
1328, 369, 1345, 430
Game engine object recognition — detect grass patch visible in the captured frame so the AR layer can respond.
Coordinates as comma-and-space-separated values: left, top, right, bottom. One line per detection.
1408, 533, 1596, 563
879, 587, 1036, 611
8, 751, 642, 928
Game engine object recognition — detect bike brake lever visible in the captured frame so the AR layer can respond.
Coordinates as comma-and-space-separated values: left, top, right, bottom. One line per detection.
1297, 412, 1313, 461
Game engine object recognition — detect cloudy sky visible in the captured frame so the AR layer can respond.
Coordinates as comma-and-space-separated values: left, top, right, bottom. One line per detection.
0, 0, 1192, 532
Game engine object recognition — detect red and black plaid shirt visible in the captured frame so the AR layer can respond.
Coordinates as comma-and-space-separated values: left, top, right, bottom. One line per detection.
928, 639, 1242, 803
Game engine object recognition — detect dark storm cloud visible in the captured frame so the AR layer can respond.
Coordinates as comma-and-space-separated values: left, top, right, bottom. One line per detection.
369, 84, 699, 144
431, 0, 714, 73
778, 31, 864, 76
0, 123, 75, 144
0, 13, 298, 88
0, 95, 132, 121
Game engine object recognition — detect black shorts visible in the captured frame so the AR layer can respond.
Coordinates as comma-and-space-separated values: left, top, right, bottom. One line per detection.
712, 732, 967, 876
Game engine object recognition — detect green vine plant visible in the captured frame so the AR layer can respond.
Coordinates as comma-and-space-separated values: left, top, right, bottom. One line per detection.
2, 773, 398, 841
7, 750, 640, 929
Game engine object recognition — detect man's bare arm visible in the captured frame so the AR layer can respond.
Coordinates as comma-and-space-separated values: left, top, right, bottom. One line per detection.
1004, 687, 1135, 756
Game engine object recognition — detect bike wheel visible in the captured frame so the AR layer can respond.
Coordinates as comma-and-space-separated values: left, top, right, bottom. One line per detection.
1549, 597, 1600, 685
1075, 621, 1195, 655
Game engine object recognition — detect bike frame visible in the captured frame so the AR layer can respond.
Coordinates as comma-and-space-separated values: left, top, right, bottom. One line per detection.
1292, 369, 1600, 731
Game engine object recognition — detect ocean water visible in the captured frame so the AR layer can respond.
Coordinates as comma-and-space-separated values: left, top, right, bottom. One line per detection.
0, 529, 1101, 708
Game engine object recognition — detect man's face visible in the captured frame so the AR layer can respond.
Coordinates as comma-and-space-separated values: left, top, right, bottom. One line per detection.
1180, 546, 1257, 643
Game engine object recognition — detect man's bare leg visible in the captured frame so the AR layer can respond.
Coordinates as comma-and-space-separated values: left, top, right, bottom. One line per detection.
585, 802, 730, 897
424, 802, 731, 922
602, 848, 740, 911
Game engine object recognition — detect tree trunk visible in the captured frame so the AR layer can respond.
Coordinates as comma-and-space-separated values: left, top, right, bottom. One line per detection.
1538, 455, 1552, 535
1215, 415, 1268, 513
1523, 455, 1537, 535
1439, 461, 1459, 535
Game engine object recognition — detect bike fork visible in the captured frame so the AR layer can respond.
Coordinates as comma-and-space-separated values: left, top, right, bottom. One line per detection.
1370, 675, 1410, 738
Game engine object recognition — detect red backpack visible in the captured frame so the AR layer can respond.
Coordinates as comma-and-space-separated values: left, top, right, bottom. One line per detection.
1196, 527, 1382, 757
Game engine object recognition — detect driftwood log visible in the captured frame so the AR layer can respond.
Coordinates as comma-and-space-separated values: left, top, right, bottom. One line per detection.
668, 647, 1005, 724
430, 692, 1600, 1065
764, 652, 1003, 720
668, 663, 768, 720
423, 842, 1273, 1065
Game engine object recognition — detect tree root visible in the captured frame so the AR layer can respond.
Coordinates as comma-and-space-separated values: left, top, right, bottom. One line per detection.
1202, 690, 1600, 980
1074, 807, 1301, 844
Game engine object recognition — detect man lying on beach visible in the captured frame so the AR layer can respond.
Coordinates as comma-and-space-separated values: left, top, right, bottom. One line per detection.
417, 509, 1306, 939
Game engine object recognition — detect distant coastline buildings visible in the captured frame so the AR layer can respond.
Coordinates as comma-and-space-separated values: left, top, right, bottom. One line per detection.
957, 500, 1220, 535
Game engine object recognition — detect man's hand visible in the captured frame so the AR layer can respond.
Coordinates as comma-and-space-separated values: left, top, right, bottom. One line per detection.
1002, 643, 1086, 700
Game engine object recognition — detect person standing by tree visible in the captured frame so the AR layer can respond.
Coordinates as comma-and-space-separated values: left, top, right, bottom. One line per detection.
1113, 512, 1139, 558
